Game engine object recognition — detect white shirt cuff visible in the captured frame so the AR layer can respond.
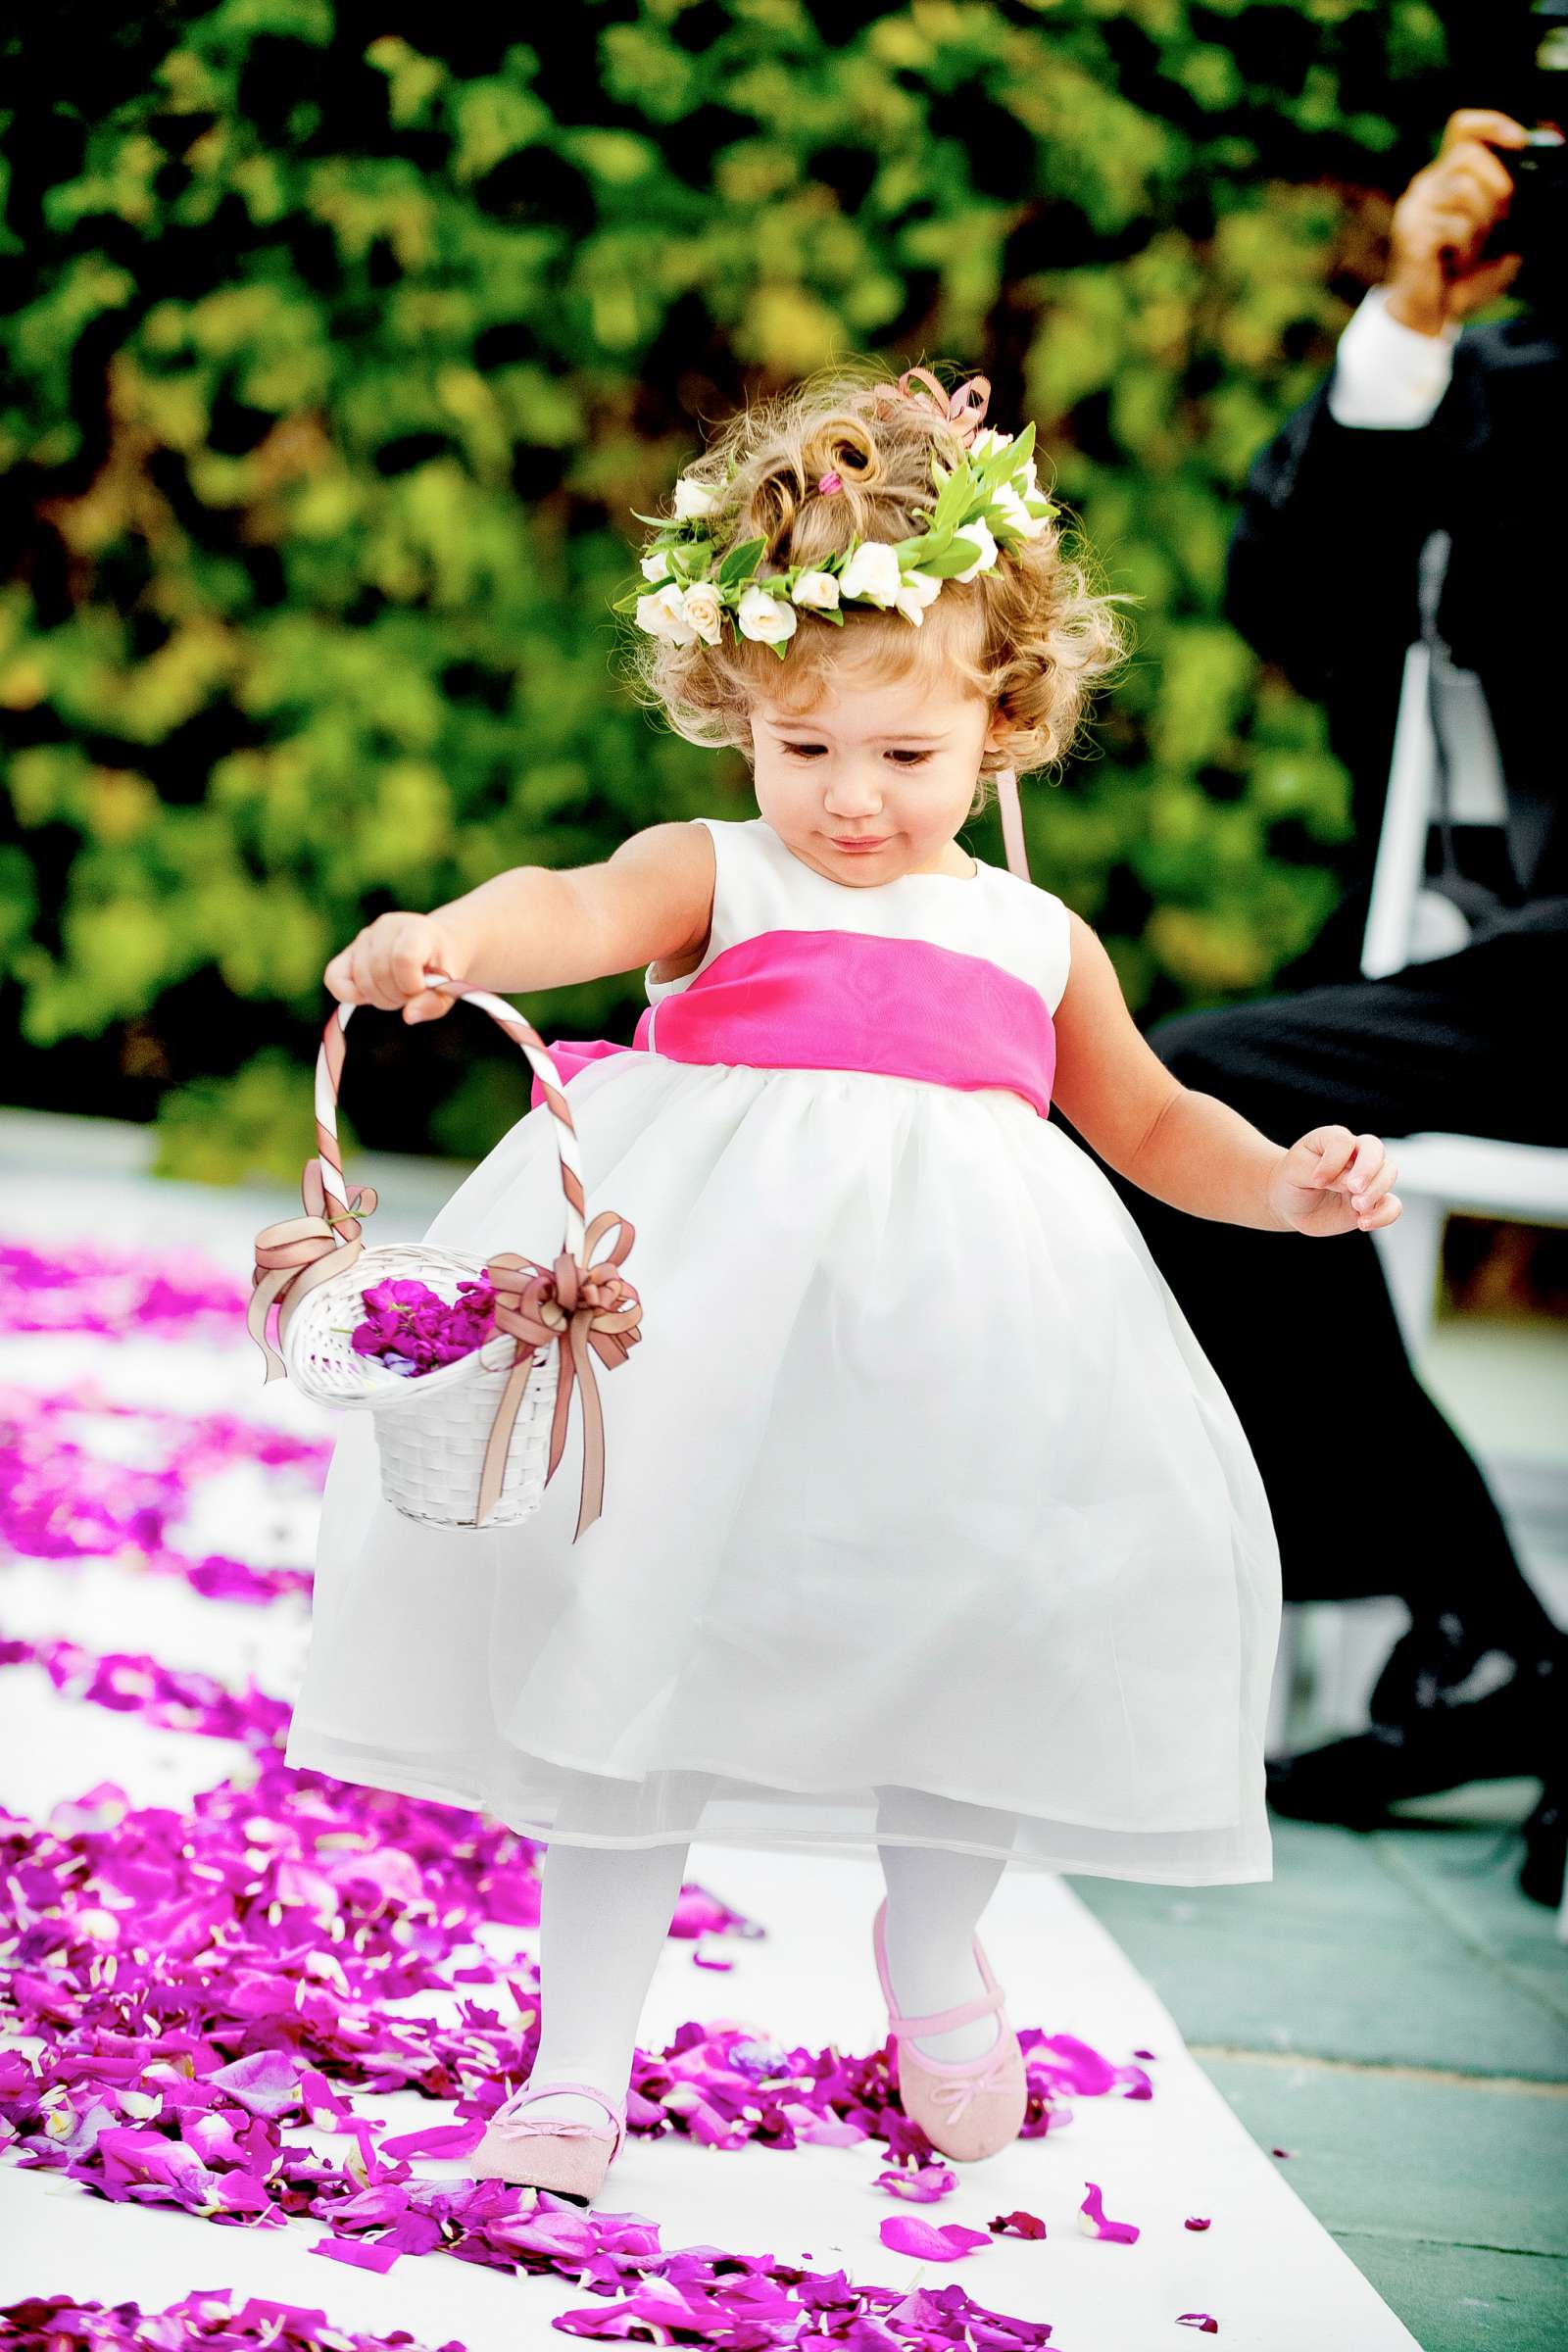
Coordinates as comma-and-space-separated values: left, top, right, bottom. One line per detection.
1326, 283, 1458, 428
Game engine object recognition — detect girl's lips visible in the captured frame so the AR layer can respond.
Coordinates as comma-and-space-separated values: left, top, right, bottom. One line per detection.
831, 837, 889, 850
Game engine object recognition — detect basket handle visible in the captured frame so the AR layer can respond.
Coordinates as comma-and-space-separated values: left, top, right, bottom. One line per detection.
311, 970, 588, 1261
247, 970, 649, 1540
248, 973, 587, 1385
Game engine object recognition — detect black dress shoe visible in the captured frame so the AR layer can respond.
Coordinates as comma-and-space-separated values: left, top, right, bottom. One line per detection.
1366, 1608, 1495, 1728
1265, 1634, 1566, 1827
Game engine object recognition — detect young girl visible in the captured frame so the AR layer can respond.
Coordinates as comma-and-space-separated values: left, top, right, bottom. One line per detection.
279, 361, 1401, 2206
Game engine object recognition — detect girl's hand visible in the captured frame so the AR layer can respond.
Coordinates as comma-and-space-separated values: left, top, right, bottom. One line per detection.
1268, 1124, 1402, 1237
322, 912, 466, 1024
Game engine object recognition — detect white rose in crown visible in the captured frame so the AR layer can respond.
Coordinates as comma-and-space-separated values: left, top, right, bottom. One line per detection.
673, 474, 720, 521
635, 582, 699, 644
681, 581, 724, 644
641, 550, 674, 583
838, 540, 903, 607
791, 568, 842, 611
892, 568, 943, 625
990, 480, 1050, 540
737, 583, 798, 644
951, 517, 1000, 583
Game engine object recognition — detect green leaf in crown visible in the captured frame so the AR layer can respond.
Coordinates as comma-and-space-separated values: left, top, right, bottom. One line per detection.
716, 535, 767, 589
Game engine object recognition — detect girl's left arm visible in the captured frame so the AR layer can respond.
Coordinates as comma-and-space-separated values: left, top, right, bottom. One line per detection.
1050, 911, 1402, 1239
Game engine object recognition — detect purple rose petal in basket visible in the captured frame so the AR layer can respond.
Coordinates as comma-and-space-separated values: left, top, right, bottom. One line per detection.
349, 1275, 499, 1378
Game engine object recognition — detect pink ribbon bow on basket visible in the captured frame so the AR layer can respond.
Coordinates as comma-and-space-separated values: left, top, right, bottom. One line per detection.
247, 1156, 379, 1381
867, 365, 994, 448
480, 1211, 646, 1540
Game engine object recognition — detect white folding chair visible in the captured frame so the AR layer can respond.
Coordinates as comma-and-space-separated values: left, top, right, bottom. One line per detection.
1262, 532, 1568, 1932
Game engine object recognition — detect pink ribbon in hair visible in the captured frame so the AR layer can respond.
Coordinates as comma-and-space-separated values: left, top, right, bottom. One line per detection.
868, 366, 994, 448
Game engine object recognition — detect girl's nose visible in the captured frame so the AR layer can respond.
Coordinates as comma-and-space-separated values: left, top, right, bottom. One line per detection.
823, 775, 884, 817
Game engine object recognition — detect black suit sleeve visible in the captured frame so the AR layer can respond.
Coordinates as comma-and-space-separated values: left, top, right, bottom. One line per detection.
1222, 326, 1568, 914
1222, 371, 1448, 708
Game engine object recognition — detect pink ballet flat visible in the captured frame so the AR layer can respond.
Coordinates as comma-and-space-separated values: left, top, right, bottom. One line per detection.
472, 2080, 627, 2204
872, 1896, 1029, 2162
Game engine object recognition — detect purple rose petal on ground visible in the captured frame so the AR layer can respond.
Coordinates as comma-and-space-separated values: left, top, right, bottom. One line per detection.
667, 1885, 760, 1940
208, 2049, 303, 2119
1079, 2180, 1140, 2242
875, 2161, 958, 2201
879, 2216, 993, 2261
377, 2118, 487, 2159
1185, 2215, 1212, 2230
1039, 2032, 1118, 2093
1177, 2316, 1220, 2332
990, 2208, 1048, 2238
785, 2106, 870, 2145
487, 2201, 601, 2260
311, 2235, 405, 2274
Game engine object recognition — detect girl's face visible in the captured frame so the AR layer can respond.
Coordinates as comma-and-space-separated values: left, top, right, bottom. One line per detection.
750, 671, 1004, 887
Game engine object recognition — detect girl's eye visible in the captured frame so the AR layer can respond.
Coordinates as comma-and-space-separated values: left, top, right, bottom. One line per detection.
782, 745, 931, 764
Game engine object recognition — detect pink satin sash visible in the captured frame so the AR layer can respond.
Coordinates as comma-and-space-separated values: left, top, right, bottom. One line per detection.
528, 928, 1056, 1119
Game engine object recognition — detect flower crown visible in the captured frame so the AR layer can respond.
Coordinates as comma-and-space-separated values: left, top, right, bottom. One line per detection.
613, 368, 1060, 662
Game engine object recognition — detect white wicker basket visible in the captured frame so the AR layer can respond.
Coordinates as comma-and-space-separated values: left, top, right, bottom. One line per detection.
247, 972, 647, 1538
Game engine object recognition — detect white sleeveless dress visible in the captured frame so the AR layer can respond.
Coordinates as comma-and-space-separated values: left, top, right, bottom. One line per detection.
284, 816, 1283, 1884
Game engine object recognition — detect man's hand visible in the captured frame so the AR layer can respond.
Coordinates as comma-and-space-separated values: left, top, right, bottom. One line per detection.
1386, 108, 1530, 336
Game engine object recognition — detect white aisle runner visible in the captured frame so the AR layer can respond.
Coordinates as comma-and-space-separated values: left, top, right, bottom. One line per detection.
0, 1159, 1419, 2350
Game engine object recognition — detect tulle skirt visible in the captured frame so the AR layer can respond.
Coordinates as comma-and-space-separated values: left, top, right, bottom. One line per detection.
283, 1052, 1282, 1883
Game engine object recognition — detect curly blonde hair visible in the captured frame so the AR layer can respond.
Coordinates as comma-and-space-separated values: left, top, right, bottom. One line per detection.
615, 353, 1137, 817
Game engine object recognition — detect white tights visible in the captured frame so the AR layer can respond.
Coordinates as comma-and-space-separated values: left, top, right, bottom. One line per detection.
514, 1786, 1018, 2128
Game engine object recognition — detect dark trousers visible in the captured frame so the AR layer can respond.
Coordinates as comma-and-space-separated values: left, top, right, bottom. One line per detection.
1064, 900, 1568, 1635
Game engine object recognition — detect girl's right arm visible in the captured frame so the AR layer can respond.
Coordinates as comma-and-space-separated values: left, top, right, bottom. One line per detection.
322, 821, 717, 1022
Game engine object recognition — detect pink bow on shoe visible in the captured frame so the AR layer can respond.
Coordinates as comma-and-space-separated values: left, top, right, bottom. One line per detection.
473, 2080, 627, 2196
927, 2047, 1023, 2125
497, 2115, 614, 2140
490, 2081, 624, 2148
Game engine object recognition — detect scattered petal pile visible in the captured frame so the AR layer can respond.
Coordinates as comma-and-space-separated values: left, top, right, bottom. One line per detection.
0, 1239, 250, 1338
0, 1232, 1211, 2347
1, 1383, 324, 1602
0, 2288, 465, 2352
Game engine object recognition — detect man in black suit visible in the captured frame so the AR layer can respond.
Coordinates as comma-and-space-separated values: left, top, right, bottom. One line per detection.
1079, 108, 1568, 1898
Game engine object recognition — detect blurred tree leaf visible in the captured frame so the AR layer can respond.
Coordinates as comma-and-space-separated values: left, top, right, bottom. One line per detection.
0, 0, 1486, 1155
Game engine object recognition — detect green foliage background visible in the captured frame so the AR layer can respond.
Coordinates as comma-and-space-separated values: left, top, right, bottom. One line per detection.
0, 1, 1495, 1182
